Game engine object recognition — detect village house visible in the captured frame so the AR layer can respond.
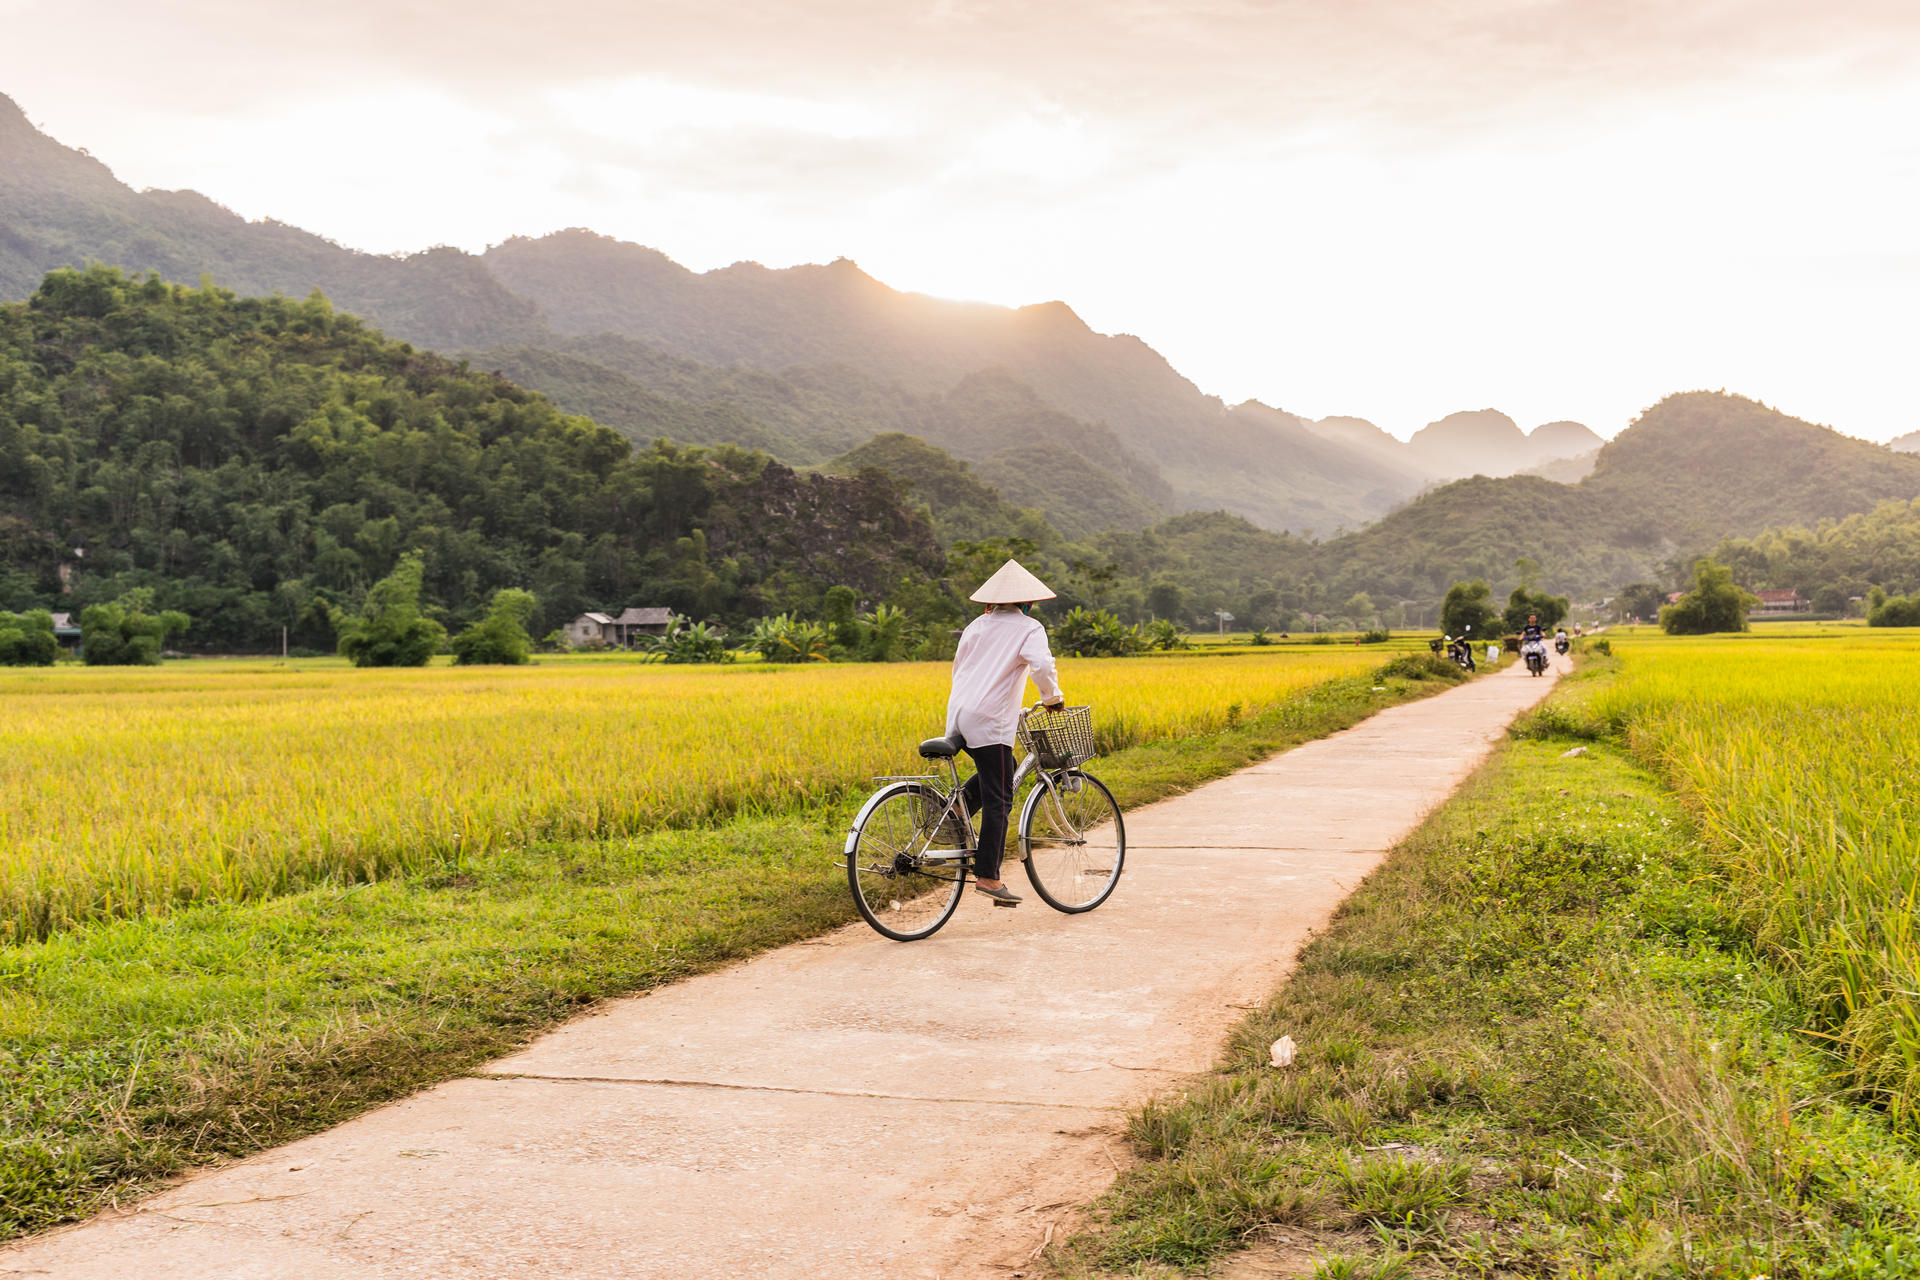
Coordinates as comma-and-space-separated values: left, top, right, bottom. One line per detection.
1750, 589, 1810, 616
50, 611, 81, 651
565, 607, 674, 648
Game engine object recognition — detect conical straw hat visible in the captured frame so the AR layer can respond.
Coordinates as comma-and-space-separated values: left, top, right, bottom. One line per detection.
969, 558, 1056, 604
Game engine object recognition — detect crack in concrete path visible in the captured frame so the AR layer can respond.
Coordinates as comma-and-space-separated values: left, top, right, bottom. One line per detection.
2, 658, 1565, 1279
483, 1071, 1129, 1112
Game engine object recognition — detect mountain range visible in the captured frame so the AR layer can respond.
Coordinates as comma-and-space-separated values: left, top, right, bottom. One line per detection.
7, 92, 1920, 625
1, 93, 1597, 539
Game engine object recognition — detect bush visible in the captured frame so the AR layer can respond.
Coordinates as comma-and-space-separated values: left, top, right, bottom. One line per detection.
1053, 606, 1145, 657
1660, 559, 1757, 634
0, 610, 58, 666
451, 588, 536, 665
334, 553, 447, 667
1248, 627, 1274, 646
1359, 629, 1390, 644
746, 613, 830, 662
80, 598, 189, 665
1145, 618, 1191, 651
1868, 593, 1920, 627
642, 615, 733, 664
1375, 653, 1469, 684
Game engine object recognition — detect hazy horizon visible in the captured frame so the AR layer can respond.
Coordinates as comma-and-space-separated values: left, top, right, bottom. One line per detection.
4, 0, 1916, 443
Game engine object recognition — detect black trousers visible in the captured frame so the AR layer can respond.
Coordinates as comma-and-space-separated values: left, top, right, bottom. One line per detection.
961, 742, 1016, 881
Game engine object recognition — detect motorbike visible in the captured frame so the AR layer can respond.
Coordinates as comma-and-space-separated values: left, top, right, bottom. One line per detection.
1442, 631, 1476, 672
1553, 634, 1570, 656
1523, 638, 1550, 676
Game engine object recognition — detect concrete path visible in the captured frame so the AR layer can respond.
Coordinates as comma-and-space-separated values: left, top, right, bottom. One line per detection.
3, 658, 1564, 1280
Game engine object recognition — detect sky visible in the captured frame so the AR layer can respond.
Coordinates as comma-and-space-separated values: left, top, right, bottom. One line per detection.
3, 0, 1918, 442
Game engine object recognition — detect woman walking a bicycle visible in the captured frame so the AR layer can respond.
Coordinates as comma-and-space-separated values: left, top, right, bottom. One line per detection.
946, 559, 1065, 906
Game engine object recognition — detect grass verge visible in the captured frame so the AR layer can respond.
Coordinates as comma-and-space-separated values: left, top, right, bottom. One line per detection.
0, 656, 1466, 1239
1063, 656, 1920, 1278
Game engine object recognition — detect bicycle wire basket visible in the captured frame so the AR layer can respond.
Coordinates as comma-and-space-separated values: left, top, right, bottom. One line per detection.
1018, 704, 1096, 769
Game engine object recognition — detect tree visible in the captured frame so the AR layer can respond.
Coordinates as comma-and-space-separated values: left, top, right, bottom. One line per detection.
860, 604, 908, 661
451, 588, 537, 665
1146, 582, 1188, 623
0, 609, 57, 666
1811, 584, 1850, 616
822, 585, 861, 654
1660, 559, 1758, 634
334, 553, 447, 667
79, 597, 189, 665
1342, 592, 1377, 628
1612, 582, 1668, 624
1502, 586, 1569, 634
1439, 580, 1500, 640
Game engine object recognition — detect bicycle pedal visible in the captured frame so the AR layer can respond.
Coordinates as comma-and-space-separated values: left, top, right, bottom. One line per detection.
991, 898, 1018, 908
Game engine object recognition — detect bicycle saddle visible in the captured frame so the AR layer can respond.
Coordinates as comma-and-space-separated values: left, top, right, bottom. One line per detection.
918, 733, 963, 759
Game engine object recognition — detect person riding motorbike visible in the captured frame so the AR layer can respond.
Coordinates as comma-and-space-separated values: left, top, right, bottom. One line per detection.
1520, 613, 1549, 674
1553, 626, 1570, 655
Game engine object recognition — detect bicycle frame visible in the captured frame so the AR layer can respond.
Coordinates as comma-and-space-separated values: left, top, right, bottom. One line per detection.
842, 750, 1080, 869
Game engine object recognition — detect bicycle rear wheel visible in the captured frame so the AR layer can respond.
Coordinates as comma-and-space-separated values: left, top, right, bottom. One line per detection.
1019, 770, 1124, 912
846, 782, 967, 941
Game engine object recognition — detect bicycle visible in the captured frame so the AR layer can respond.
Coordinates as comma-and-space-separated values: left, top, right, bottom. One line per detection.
842, 704, 1127, 941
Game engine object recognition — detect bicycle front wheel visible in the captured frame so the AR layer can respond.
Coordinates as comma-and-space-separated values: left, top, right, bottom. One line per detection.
846, 782, 967, 941
1019, 770, 1125, 912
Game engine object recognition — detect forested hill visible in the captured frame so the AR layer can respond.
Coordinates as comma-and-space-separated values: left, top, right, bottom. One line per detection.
0, 96, 545, 350
0, 267, 943, 651
1308, 391, 1920, 602
0, 94, 1424, 535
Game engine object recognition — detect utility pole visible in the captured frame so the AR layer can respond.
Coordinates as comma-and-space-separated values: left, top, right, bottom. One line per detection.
1215, 610, 1233, 637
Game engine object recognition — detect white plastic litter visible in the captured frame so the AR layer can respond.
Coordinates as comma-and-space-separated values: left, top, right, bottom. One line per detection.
1269, 1035, 1297, 1068
1560, 746, 1588, 758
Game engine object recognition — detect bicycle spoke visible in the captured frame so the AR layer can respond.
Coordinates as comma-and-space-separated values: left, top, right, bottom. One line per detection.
848, 784, 967, 940
1020, 770, 1124, 912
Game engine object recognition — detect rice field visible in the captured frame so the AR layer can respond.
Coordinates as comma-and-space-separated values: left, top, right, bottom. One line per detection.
1589, 627, 1920, 1120
0, 648, 1384, 941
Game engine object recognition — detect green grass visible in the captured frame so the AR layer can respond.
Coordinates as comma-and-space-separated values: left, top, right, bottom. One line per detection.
1063, 655, 1920, 1278
0, 658, 1467, 1239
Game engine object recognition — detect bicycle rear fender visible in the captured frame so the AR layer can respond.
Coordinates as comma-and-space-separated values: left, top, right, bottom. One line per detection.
843, 780, 939, 857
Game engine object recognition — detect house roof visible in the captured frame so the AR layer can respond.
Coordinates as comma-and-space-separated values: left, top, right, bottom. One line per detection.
577, 612, 615, 625
614, 607, 674, 625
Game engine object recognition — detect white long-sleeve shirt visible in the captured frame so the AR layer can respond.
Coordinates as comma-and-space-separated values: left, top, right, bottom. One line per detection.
944, 608, 1063, 748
